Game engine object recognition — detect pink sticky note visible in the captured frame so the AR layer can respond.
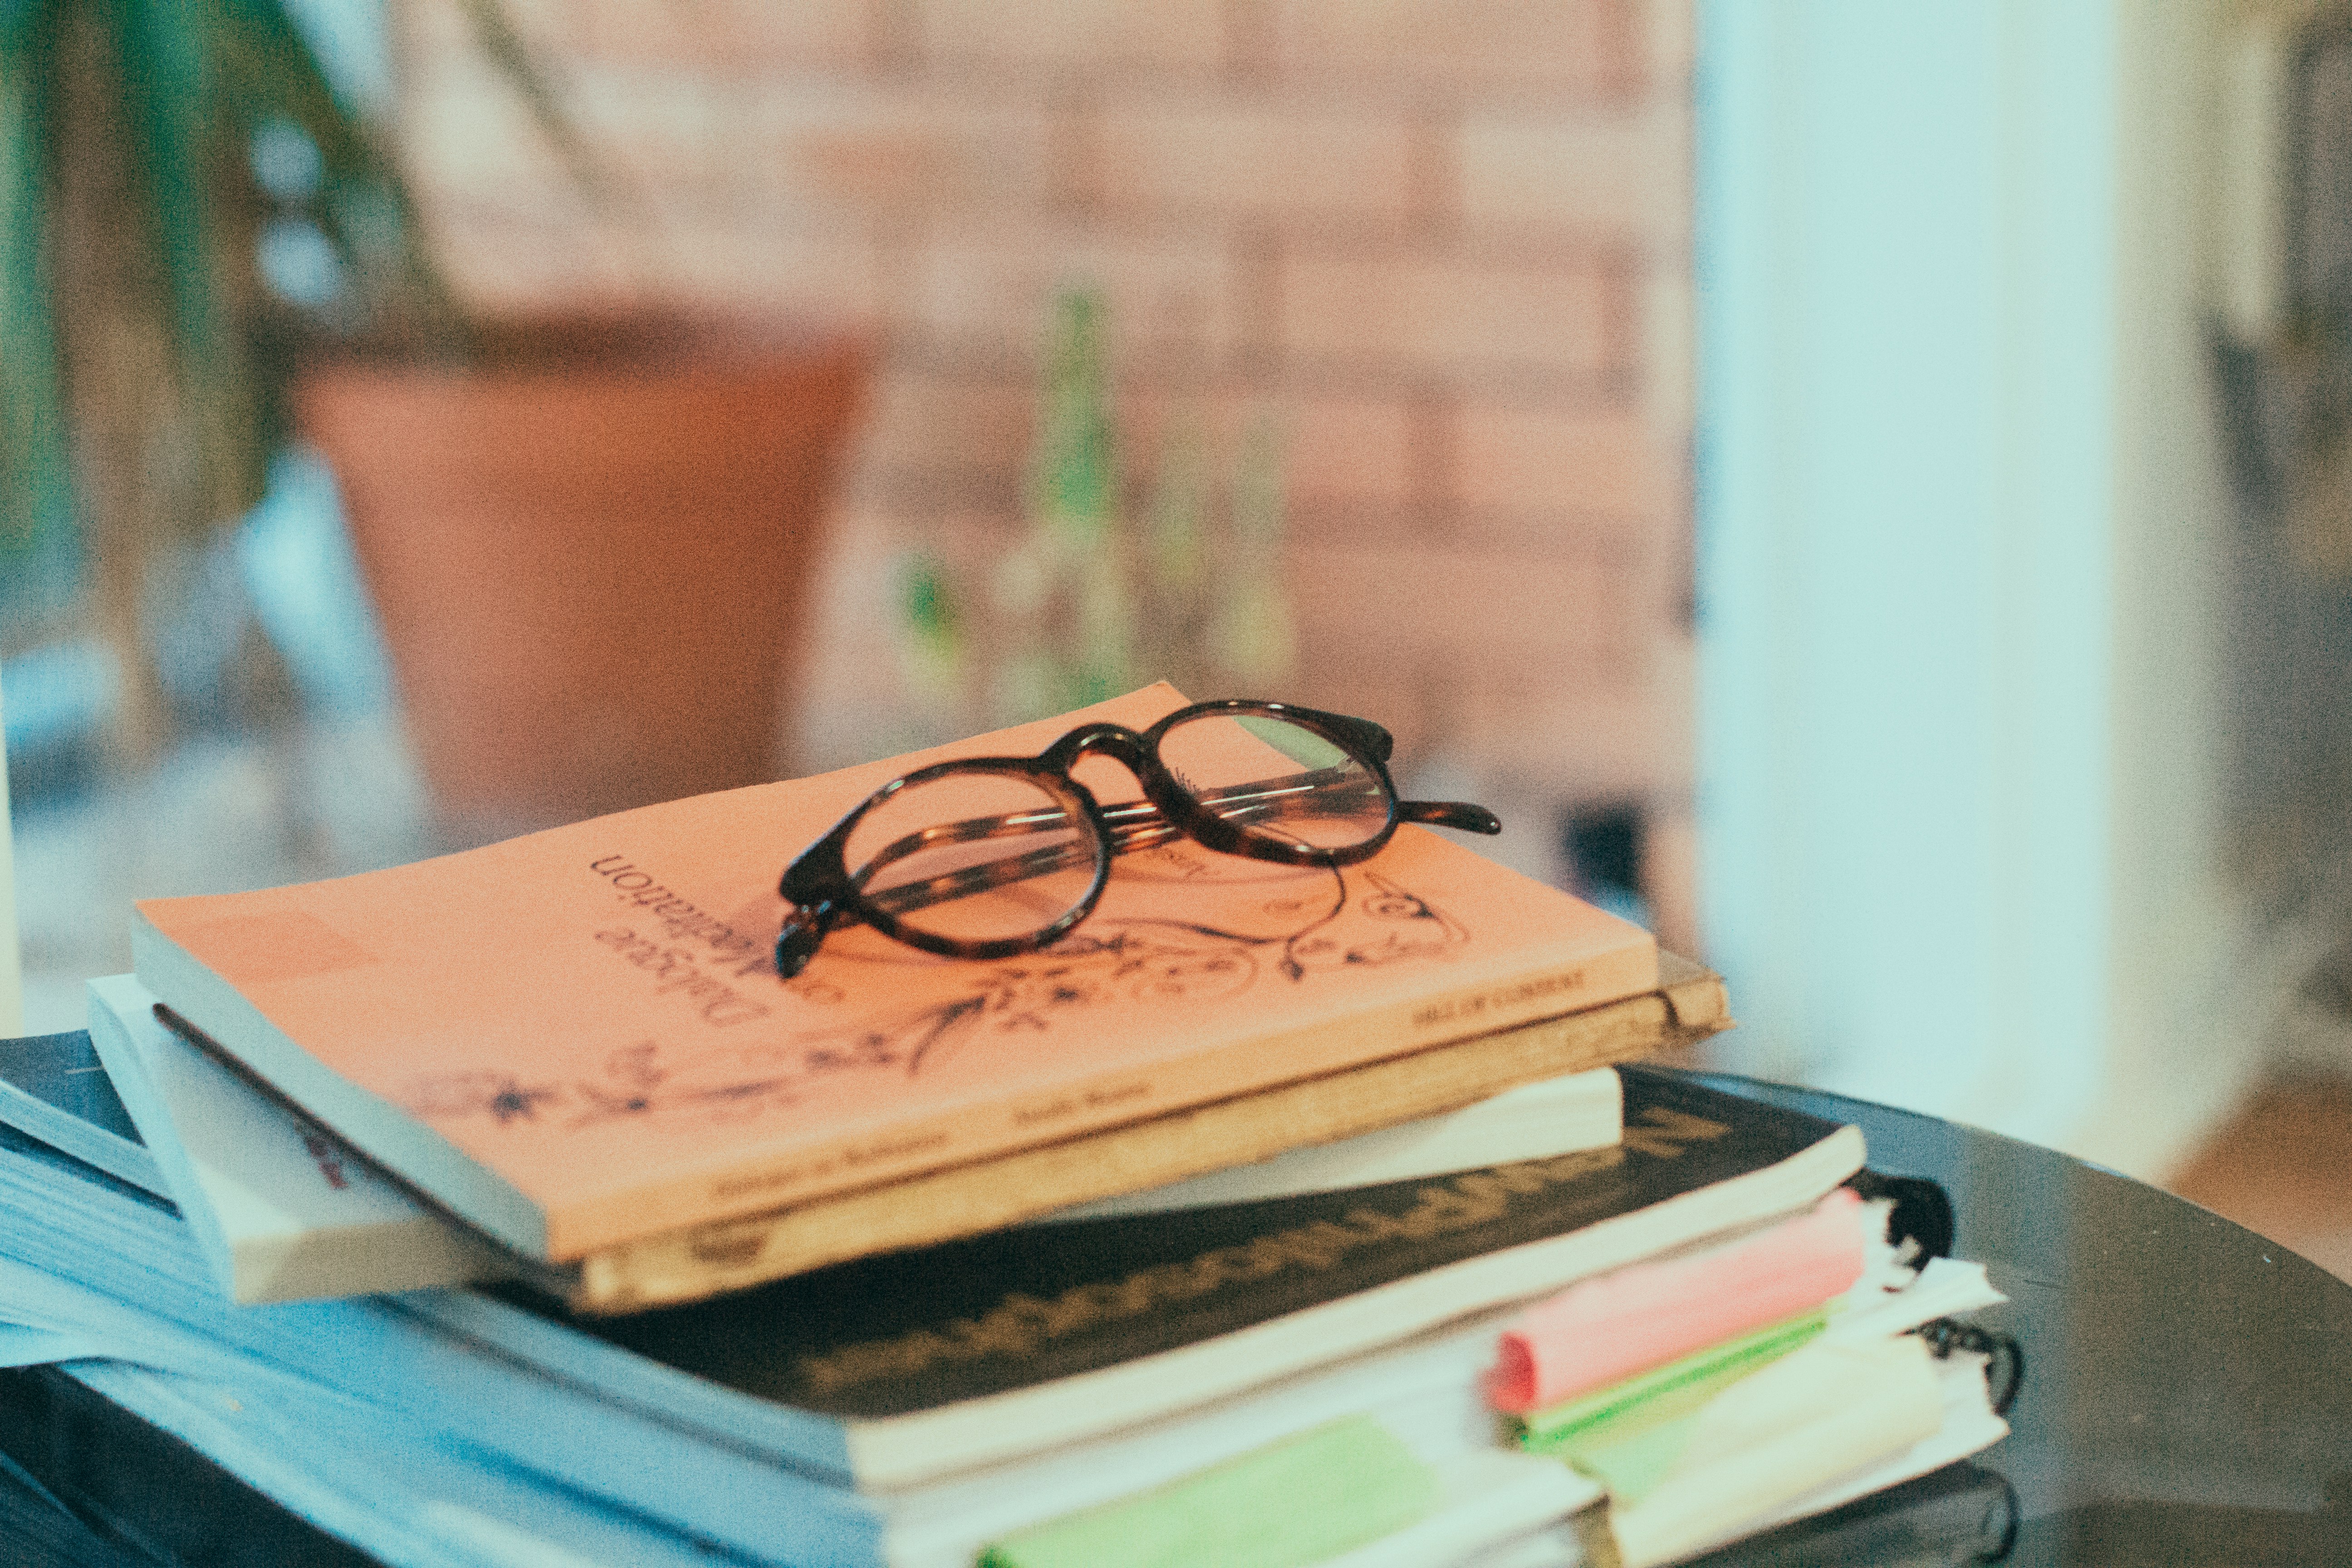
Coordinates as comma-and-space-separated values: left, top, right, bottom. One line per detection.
1487, 1187, 1867, 1416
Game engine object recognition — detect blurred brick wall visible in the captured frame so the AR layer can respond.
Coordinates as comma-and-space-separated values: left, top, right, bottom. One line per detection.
390, 0, 1694, 903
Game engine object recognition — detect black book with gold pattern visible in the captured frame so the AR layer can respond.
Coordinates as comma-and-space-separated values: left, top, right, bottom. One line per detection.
461, 1067, 1867, 1489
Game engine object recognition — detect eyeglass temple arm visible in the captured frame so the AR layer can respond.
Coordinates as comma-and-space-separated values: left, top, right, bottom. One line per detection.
1397, 800, 1501, 834
854, 808, 1192, 918
779, 808, 1195, 969
841, 767, 1368, 893
859, 798, 1497, 924
825, 779, 1497, 926
862, 821, 1181, 920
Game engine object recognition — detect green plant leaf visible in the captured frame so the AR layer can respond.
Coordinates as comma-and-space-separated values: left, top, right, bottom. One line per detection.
4, 0, 602, 568
0, 12, 68, 554
1030, 288, 1117, 532
117, 0, 272, 526
0, 0, 51, 58
118, 0, 218, 367
456, 0, 613, 209
210, 0, 371, 175
209, 0, 466, 353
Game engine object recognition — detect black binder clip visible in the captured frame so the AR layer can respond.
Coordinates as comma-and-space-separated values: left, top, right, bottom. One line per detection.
1845, 1171, 1955, 1272
1916, 1318, 2024, 1417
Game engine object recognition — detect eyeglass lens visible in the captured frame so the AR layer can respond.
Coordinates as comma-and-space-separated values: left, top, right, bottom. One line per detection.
1158, 711, 1393, 852
835, 710, 1398, 946
842, 772, 1099, 942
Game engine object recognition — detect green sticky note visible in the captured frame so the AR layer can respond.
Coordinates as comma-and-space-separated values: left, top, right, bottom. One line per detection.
979, 1417, 1437, 1568
1516, 1308, 1830, 1504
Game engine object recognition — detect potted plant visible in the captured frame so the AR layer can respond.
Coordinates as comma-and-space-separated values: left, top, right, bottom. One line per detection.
0, 1, 866, 838
297, 313, 863, 843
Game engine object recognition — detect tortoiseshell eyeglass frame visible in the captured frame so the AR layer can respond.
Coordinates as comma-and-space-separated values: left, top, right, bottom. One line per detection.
773, 699, 1500, 977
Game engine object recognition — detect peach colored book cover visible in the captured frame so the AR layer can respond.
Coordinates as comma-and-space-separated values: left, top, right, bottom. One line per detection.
136, 687, 1656, 1258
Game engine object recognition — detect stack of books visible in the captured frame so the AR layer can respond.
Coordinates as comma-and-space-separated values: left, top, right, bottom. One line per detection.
0, 688, 2018, 1567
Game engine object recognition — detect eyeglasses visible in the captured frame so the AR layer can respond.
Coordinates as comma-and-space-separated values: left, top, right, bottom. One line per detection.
773, 699, 1500, 977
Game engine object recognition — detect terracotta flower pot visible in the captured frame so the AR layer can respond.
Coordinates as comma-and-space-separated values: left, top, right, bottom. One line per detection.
296, 316, 866, 844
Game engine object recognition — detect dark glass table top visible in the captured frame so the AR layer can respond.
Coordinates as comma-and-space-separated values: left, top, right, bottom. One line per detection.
1690, 1072, 2352, 1566
6, 1070, 2352, 1565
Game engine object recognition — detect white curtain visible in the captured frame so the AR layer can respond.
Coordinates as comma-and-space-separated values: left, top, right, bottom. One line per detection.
1694, 0, 2254, 1177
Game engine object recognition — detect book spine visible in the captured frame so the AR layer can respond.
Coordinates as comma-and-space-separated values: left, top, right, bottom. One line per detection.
570, 976, 1694, 1313
547, 941, 1660, 1259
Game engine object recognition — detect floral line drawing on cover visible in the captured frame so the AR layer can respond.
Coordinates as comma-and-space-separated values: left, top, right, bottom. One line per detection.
401, 867, 1468, 1134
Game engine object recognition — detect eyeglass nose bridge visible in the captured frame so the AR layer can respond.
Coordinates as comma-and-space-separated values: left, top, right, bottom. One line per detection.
1035, 722, 1206, 842
1038, 721, 1155, 776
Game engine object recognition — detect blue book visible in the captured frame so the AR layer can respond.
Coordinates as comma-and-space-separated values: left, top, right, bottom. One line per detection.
0, 1036, 1993, 1568
0, 1029, 165, 1198
0, 1048, 1868, 1566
